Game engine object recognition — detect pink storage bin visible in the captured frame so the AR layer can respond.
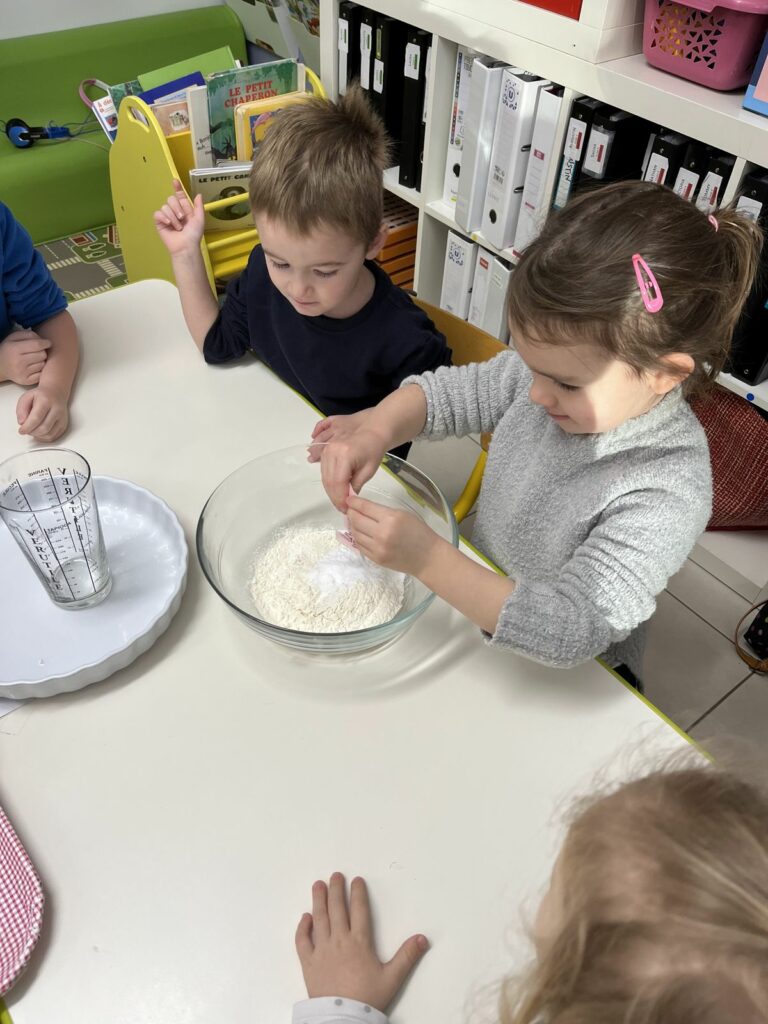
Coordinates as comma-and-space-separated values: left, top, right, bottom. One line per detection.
644, 0, 768, 90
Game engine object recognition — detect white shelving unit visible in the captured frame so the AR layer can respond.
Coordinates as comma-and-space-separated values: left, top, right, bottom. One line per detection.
319, 0, 768, 409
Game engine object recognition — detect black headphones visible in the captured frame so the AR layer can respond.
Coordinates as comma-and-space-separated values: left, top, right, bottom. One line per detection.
5, 118, 71, 148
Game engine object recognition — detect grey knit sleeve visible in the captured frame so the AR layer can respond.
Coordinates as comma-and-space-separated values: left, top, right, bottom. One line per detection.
490, 469, 712, 667
401, 350, 526, 439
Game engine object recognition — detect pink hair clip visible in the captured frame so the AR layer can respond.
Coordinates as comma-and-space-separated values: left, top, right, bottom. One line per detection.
632, 253, 664, 314
708, 214, 719, 232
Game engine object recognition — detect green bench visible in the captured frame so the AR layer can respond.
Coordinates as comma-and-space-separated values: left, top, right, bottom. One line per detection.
0, 6, 246, 244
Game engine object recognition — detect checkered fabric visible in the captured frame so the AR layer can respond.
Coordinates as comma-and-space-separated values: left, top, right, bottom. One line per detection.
0, 805, 44, 996
691, 388, 768, 531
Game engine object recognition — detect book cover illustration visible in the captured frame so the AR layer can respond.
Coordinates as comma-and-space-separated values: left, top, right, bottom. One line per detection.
152, 99, 191, 136
234, 91, 309, 161
743, 30, 768, 117
188, 164, 254, 231
207, 59, 303, 163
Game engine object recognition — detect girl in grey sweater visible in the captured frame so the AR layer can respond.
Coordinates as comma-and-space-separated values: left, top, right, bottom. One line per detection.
312, 182, 762, 683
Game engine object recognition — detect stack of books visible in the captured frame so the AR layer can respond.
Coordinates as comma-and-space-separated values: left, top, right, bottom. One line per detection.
88, 47, 309, 232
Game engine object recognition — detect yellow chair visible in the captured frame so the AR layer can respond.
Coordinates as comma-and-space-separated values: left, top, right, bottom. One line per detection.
109, 66, 325, 294
413, 299, 508, 523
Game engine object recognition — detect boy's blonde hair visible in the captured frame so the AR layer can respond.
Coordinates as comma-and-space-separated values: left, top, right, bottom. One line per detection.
508, 181, 764, 397
248, 84, 391, 248
502, 763, 768, 1023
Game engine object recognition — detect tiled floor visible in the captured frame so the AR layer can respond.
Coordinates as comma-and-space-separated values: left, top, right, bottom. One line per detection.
408, 433, 767, 749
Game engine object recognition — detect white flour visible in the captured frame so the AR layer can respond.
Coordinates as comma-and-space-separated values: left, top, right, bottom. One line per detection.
249, 525, 405, 632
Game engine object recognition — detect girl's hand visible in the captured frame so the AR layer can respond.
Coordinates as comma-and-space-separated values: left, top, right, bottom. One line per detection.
16, 386, 69, 442
0, 331, 50, 386
153, 179, 206, 255
295, 873, 429, 1013
347, 495, 441, 576
313, 419, 390, 513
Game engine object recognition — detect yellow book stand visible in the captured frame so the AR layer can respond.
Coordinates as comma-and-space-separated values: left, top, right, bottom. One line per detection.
109, 66, 325, 294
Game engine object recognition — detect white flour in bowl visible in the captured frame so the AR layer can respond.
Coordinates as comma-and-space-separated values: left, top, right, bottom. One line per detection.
249, 525, 405, 632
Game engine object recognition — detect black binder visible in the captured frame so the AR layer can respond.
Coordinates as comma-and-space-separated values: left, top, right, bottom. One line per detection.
552, 96, 605, 210
580, 106, 656, 184
358, 7, 376, 97
398, 28, 430, 189
371, 15, 408, 164
644, 132, 689, 187
727, 172, 768, 386
338, 1, 362, 93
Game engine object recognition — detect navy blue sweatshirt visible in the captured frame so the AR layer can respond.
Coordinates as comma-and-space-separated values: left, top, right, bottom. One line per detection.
203, 246, 451, 424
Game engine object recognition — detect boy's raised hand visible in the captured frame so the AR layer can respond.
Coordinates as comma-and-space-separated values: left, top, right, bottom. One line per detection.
153, 179, 205, 255
296, 873, 428, 1013
0, 331, 50, 386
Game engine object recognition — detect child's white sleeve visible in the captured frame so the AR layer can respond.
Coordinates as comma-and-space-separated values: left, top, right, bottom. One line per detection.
292, 996, 389, 1024
401, 350, 526, 439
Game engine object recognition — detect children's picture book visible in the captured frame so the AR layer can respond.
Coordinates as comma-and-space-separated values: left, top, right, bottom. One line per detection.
206, 59, 304, 163
138, 45, 237, 91
139, 72, 205, 108
234, 91, 309, 161
743, 30, 768, 118
81, 77, 142, 142
188, 84, 214, 168
152, 99, 191, 136
189, 163, 254, 231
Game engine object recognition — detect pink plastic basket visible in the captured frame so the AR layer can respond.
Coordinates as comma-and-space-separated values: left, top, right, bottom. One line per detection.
643, 0, 768, 90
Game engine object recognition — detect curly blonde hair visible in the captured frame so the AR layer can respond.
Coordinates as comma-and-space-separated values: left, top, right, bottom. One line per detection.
508, 181, 764, 397
248, 84, 391, 247
501, 762, 768, 1023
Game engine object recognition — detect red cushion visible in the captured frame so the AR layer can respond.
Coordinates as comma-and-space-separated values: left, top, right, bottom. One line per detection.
690, 387, 768, 531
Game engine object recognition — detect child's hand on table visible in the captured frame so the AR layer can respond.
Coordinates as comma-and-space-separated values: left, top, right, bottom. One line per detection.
311, 413, 390, 512
296, 873, 429, 1013
0, 330, 50, 386
16, 386, 69, 442
154, 179, 206, 255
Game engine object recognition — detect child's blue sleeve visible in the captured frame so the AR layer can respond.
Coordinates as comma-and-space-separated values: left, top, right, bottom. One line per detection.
0, 203, 67, 339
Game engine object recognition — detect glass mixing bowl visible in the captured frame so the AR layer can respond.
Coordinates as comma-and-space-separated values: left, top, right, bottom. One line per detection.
197, 444, 459, 654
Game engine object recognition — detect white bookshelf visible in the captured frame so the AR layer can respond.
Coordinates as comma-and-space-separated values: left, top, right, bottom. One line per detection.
318, 0, 768, 403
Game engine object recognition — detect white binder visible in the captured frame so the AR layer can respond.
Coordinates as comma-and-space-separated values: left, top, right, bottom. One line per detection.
455, 58, 509, 234
512, 86, 564, 258
481, 69, 550, 251
440, 231, 477, 320
442, 46, 479, 207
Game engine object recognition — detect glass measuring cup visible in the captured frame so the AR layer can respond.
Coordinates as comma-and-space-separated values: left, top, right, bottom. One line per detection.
0, 448, 112, 610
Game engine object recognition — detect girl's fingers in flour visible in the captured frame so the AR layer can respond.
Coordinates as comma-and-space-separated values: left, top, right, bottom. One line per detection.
347, 498, 431, 575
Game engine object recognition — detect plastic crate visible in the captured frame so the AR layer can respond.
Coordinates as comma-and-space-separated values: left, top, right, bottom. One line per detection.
643, 0, 768, 90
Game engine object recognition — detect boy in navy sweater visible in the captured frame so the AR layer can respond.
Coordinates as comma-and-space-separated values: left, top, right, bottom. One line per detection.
0, 202, 79, 442
154, 86, 450, 431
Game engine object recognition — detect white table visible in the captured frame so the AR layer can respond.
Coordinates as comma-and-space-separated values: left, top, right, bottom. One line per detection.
0, 281, 692, 1024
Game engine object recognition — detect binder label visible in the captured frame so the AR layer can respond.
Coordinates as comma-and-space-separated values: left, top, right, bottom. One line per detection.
695, 171, 723, 212
735, 195, 763, 222
673, 166, 700, 201
553, 116, 586, 209
644, 153, 669, 185
373, 59, 384, 93
501, 77, 519, 112
338, 18, 348, 53
405, 42, 421, 80
360, 23, 373, 89
582, 127, 613, 180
